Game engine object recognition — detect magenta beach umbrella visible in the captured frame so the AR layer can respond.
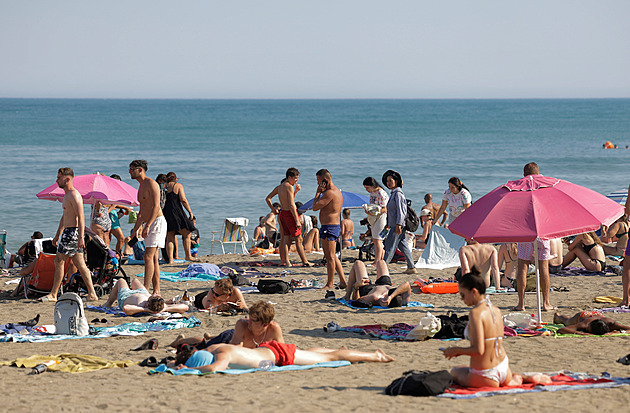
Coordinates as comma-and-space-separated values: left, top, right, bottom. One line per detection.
37, 173, 139, 207
449, 174, 623, 322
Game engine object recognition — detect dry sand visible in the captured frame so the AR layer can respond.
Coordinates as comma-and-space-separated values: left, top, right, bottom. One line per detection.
1, 250, 629, 412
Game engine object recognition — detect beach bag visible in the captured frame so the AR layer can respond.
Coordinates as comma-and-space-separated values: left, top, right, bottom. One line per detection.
406, 312, 442, 341
385, 370, 453, 396
433, 313, 469, 339
404, 200, 420, 232
133, 240, 145, 261
257, 279, 292, 294
54, 292, 89, 336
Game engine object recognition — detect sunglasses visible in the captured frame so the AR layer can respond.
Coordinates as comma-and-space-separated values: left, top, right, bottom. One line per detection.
212, 289, 226, 297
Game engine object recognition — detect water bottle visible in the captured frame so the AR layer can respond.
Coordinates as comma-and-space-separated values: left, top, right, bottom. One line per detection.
259, 360, 275, 371
30, 360, 57, 375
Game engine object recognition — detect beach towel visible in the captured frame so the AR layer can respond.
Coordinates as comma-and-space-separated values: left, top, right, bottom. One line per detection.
139, 271, 226, 283
0, 316, 201, 343
599, 306, 630, 313
550, 266, 615, 277
149, 360, 351, 375
415, 226, 465, 270
0, 353, 136, 373
546, 323, 630, 338
593, 296, 623, 305
438, 372, 630, 399
126, 258, 185, 265
335, 323, 417, 340
337, 298, 433, 309
86, 305, 176, 318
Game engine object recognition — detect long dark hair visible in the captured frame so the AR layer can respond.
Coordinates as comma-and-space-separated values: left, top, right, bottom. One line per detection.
458, 266, 486, 295
363, 176, 382, 189
448, 177, 469, 193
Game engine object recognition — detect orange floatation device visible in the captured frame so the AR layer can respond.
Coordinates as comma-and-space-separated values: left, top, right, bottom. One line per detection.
413, 279, 459, 294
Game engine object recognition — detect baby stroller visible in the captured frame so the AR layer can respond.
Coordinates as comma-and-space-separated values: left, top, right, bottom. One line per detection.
64, 229, 129, 298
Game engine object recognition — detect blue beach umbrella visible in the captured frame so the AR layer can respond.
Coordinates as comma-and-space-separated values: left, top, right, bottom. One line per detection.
298, 191, 369, 212
606, 190, 627, 205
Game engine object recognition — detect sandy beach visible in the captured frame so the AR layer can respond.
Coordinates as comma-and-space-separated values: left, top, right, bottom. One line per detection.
1, 249, 629, 412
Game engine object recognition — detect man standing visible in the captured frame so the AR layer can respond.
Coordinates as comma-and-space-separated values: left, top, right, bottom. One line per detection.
514, 162, 554, 311
265, 168, 312, 267
129, 160, 166, 295
312, 169, 347, 289
41, 168, 98, 302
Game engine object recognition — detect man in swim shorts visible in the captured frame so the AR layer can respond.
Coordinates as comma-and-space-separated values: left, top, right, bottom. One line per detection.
104, 278, 188, 315
343, 260, 410, 307
129, 160, 167, 295
41, 168, 99, 303
312, 169, 347, 289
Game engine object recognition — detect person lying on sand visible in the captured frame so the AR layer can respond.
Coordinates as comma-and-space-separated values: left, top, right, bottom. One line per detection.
343, 260, 410, 308
170, 342, 394, 372
104, 278, 188, 315
169, 301, 284, 349
442, 267, 551, 388
553, 310, 630, 335
192, 278, 248, 312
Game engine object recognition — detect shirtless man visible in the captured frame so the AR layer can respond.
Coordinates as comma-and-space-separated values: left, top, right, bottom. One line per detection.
129, 160, 167, 295
459, 241, 503, 290
265, 168, 311, 267
312, 169, 347, 289
169, 300, 284, 349
344, 260, 410, 307
104, 278, 188, 315
423, 193, 447, 226
41, 168, 99, 303
261, 203, 281, 248
341, 209, 355, 248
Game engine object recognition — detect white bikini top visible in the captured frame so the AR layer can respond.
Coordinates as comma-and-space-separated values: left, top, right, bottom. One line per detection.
464, 296, 503, 357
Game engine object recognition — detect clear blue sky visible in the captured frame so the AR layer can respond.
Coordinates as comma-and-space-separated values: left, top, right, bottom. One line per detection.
1, 1, 629, 98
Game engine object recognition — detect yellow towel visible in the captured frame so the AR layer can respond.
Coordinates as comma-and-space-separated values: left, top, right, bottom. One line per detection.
0, 353, 137, 373
593, 296, 623, 304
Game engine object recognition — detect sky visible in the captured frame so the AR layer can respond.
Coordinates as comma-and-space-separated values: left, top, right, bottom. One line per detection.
1, 1, 629, 99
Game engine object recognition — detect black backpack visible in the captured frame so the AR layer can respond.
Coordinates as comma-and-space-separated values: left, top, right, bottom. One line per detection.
257, 279, 293, 294
432, 312, 469, 339
386, 370, 453, 396
404, 200, 420, 232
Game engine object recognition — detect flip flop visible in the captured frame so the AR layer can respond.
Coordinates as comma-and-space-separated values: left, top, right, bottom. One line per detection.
130, 338, 158, 351
139, 356, 158, 367
159, 356, 176, 365
617, 354, 630, 365
37, 296, 55, 303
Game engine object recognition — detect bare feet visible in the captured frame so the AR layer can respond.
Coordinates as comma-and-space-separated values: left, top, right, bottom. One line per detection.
511, 306, 525, 311
321, 284, 334, 289
302, 262, 314, 267
526, 373, 552, 384
338, 283, 348, 290
542, 305, 558, 311
375, 349, 395, 362
168, 334, 185, 348
203, 332, 213, 340
553, 312, 562, 324
85, 294, 99, 302
185, 256, 199, 262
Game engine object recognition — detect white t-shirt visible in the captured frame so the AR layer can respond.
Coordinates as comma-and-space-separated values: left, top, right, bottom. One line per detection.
443, 188, 472, 224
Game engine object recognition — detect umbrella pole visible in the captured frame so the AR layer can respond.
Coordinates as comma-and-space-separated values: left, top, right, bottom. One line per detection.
534, 239, 543, 325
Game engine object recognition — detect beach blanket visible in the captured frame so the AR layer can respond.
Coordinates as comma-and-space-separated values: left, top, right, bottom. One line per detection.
337, 298, 433, 309
550, 266, 615, 277
415, 226, 465, 270
126, 258, 185, 265
336, 323, 416, 340
593, 296, 623, 305
86, 305, 177, 318
149, 360, 351, 375
140, 271, 226, 283
546, 323, 630, 338
504, 326, 550, 337
599, 306, 630, 313
0, 353, 136, 373
0, 316, 201, 343
438, 372, 630, 399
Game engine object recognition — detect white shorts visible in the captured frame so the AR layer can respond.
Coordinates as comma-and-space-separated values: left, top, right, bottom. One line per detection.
517, 239, 551, 261
368, 214, 387, 241
144, 216, 166, 248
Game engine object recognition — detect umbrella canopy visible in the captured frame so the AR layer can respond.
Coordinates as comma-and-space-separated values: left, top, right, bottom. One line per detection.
298, 191, 369, 212
606, 189, 628, 205
449, 175, 624, 243
37, 173, 139, 207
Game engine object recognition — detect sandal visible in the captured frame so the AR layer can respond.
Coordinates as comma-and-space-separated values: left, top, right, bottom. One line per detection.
617, 354, 630, 366
139, 356, 158, 367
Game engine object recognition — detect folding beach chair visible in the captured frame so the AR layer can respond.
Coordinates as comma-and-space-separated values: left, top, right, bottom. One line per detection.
210, 218, 249, 254
0, 230, 6, 268
20, 253, 71, 298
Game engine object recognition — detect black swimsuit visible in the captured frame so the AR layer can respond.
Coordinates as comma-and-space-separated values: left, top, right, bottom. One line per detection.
583, 243, 605, 271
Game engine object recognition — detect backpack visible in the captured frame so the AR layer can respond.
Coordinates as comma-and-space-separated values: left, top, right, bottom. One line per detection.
133, 240, 146, 261
54, 292, 89, 336
432, 312, 469, 339
385, 370, 453, 396
257, 279, 293, 294
404, 200, 420, 232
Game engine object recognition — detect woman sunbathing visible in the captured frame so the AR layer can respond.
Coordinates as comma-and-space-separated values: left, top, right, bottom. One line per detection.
601, 214, 629, 257
171, 342, 394, 372
192, 278, 247, 312
553, 311, 630, 335
561, 232, 606, 272
442, 267, 551, 388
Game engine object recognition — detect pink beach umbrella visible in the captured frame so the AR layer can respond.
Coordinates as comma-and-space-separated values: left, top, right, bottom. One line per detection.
449, 175, 624, 322
36, 173, 139, 207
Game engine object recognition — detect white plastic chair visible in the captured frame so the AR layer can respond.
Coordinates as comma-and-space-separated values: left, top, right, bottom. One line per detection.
210, 218, 249, 254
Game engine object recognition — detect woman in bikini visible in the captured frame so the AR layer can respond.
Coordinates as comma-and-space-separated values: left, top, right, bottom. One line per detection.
561, 232, 606, 272
601, 215, 629, 257
498, 243, 517, 288
442, 267, 550, 387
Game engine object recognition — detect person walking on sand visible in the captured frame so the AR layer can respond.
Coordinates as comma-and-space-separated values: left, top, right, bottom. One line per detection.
129, 160, 167, 295
40, 168, 99, 303
382, 170, 416, 274
313, 169, 347, 289
265, 168, 312, 267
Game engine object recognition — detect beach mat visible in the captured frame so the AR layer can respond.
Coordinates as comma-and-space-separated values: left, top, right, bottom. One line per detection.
149, 360, 351, 375
438, 372, 630, 399
337, 298, 433, 310
551, 266, 616, 277
1, 353, 136, 373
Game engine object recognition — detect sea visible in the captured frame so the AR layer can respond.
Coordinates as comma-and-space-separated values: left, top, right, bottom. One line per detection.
1, 98, 629, 255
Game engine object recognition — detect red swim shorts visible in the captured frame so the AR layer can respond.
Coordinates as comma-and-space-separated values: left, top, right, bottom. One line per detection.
259, 340, 297, 366
278, 210, 301, 237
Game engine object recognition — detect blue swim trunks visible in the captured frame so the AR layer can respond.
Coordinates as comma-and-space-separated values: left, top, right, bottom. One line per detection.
319, 224, 341, 242
117, 286, 149, 311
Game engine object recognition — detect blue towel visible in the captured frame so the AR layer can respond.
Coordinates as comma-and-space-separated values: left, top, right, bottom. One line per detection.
337, 298, 433, 309
149, 360, 351, 375
127, 258, 185, 265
